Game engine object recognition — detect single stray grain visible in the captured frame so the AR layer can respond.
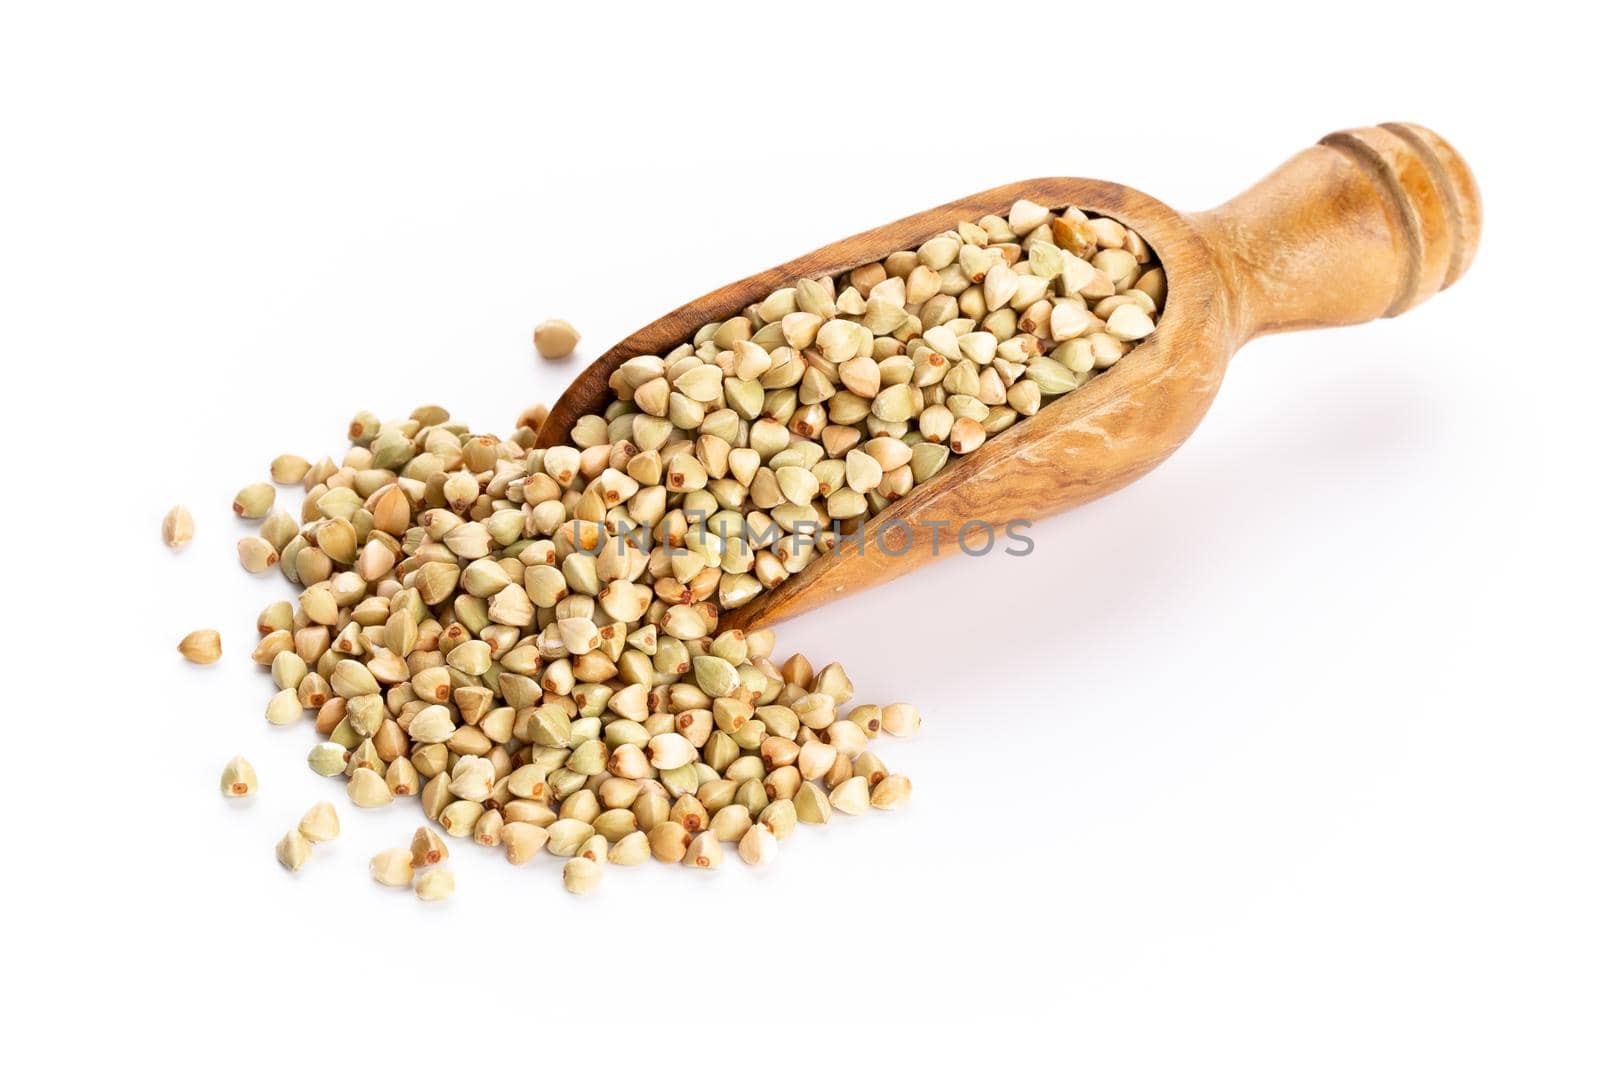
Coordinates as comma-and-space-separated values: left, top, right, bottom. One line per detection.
220, 756, 257, 798
369, 848, 414, 886
162, 505, 194, 549
276, 829, 312, 871
415, 867, 455, 901
534, 319, 580, 360
178, 629, 222, 664
562, 857, 603, 894
298, 801, 340, 843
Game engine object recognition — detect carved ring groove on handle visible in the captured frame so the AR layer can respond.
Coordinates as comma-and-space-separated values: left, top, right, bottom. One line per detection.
1318, 124, 1473, 318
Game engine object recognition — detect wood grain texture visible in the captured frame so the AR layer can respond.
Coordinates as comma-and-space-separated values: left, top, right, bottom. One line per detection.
535, 123, 1481, 630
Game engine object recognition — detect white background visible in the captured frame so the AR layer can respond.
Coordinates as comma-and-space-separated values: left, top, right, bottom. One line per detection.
4, 2, 1595, 1063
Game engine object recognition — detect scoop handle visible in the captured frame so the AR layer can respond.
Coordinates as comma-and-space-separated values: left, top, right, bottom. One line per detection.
1192, 123, 1481, 345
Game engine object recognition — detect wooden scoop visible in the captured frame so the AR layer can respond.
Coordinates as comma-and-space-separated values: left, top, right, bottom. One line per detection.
536, 122, 1481, 630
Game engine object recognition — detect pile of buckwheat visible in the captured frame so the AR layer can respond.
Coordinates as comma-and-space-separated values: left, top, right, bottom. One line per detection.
176, 198, 1161, 896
